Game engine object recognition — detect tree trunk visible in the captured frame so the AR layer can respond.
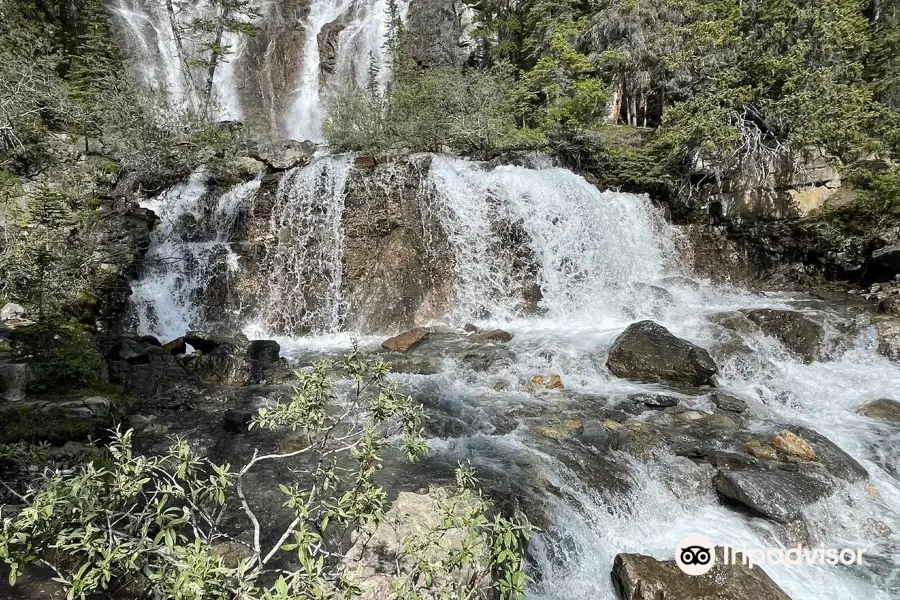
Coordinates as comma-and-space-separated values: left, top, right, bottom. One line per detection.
609, 74, 624, 124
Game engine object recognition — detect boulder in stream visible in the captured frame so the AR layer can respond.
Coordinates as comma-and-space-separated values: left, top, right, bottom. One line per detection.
739, 309, 824, 363
606, 320, 718, 386
713, 468, 833, 523
612, 550, 792, 600
382, 328, 430, 353
856, 398, 900, 423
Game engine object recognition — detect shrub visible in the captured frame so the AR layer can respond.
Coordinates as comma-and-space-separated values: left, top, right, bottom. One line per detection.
11, 321, 105, 394
0, 349, 535, 599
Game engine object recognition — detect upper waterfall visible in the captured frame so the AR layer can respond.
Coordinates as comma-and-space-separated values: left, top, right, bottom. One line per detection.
107, 0, 407, 141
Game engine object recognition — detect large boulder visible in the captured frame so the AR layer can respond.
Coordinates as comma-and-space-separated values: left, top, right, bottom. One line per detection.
870, 244, 900, 278
0, 303, 25, 321
252, 139, 315, 171
713, 469, 833, 523
856, 398, 900, 423
606, 321, 718, 386
342, 489, 490, 598
875, 318, 900, 362
612, 551, 792, 600
185, 331, 248, 354
739, 309, 825, 363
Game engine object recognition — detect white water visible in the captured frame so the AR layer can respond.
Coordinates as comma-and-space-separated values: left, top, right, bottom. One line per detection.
262, 158, 897, 599
127, 154, 900, 598
286, 0, 408, 141
129, 173, 260, 341
256, 155, 352, 334
107, 0, 260, 120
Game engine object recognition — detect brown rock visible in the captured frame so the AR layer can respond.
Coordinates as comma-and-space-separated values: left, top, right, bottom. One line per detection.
612, 551, 792, 600
772, 430, 816, 461
381, 328, 429, 353
546, 374, 564, 389
745, 439, 778, 461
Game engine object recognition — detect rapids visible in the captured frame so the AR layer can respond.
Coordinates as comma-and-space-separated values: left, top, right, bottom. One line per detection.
128, 154, 900, 599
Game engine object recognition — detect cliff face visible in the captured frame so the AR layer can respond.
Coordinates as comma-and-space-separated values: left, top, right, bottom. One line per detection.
108, 0, 472, 143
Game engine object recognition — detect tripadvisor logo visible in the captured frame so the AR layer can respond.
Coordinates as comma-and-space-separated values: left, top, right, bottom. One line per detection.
675, 535, 716, 575
675, 536, 866, 575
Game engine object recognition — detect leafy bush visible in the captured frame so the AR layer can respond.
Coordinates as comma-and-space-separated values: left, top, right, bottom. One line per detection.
11, 321, 105, 394
0, 349, 535, 599
324, 64, 534, 155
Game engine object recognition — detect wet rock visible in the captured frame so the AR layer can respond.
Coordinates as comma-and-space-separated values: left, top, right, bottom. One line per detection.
870, 244, 900, 278
185, 331, 247, 354
739, 309, 824, 363
127, 414, 153, 431
162, 336, 187, 355
463, 323, 478, 333
382, 328, 429, 353
855, 398, 900, 423
117, 338, 153, 364
787, 425, 867, 482
745, 439, 778, 461
606, 320, 717, 386
247, 339, 281, 364
713, 469, 833, 523
630, 393, 679, 408
712, 392, 748, 413
525, 374, 564, 392
223, 408, 254, 433
536, 419, 583, 440
473, 328, 513, 343
317, 17, 347, 76
0, 303, 25, 321
138, 335, 162, 347
612, 550, 792, 600
878, 296, 900, 317
772, 430, 816, 461
253, 139, 315, 170
875, 318, 900, 362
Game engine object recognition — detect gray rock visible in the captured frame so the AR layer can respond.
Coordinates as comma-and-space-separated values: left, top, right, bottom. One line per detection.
118, 338, 152, 363
185, 331, 247, 354
82, 396, 111, 418
253, 139, 315, 170
713, 392, 748, 413
473, 329, 513, 343
713, 468, 833, 523
871, 244, 900, 275
856, 398, 900, 423
787, 425, 867, 482
875, 318, 900, 362
223, 408, 254, 433
247, 339, 281, 364
0, 303, 25, 321
630, 393, 679, 408
612, 550, 792, 600
740, 309, 824, 363
162, 336, 187, 355
606, 320, 718, 386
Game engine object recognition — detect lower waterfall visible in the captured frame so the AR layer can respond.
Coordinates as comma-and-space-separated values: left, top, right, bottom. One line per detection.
128, 154, 899, 600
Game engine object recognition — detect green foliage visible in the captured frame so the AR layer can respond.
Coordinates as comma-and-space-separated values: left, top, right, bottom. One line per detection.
0, 407, 95, 445
814, 165, 900, 244
0, 351, 535, 599
11, 321, 105, 394
325, 64, 534, 154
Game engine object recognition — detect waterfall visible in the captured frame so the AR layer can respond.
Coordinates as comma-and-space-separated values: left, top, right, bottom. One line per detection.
426, 155, 681, 324
108, 0, 406, 141
129, 173, 261, 341
107, 0, 259, 121
286, 0, 408, 141
257, 155, 352, 334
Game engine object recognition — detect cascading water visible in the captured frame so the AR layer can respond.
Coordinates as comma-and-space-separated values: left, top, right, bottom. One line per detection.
257, 155, 352, 334
286, 0, 408, 141
107, 0, 260, 121
425, 155, 681, 324
127, 152, 899, 599
129, 173, 261, 341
